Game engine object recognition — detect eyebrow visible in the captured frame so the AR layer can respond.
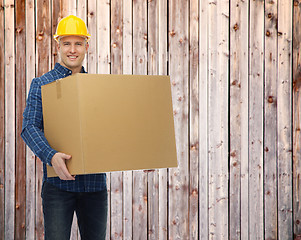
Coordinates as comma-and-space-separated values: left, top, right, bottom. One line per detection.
61, 40, 85, 44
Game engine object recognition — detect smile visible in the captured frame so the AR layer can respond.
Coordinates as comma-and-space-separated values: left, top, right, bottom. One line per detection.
68, 56, 78, 60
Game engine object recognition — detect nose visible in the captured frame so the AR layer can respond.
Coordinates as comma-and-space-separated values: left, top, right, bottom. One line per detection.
70, 44, 76, 53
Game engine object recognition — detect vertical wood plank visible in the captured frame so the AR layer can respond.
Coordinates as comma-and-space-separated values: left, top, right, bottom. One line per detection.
69, 0, 76, 15
238, 1, 249, 239
0, 0, 5, 239
111, 0, 123, 74
15, 0, 26, 239
97, 0, 110, 75
77, 0, 87, 70
229, 0, 241, 238
189, 0, 199, 238
293, 0, 301, 236
36, 0, 51, 238
87, 0, 97, 73
158, 0, 168, 239
199, 0, 209, 238
110, 0, 123, 239
4, 0, 16, 239
132, 1, 148, 239
229, 0, 249, 239
77, 0, 87, 20
123, 0, 133, 239
168, 0, 189, 239
51, 0, 64, 68
249, 0, 264, 239
147, 1, 160, 239
25, 1, 36, 239
264, 0, 278, 238
208, 0, 229, 238
70, 213, 79, 240
278, 0, 293, 239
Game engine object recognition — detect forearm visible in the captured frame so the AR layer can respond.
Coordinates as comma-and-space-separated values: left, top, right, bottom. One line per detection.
21, 125, 57, 166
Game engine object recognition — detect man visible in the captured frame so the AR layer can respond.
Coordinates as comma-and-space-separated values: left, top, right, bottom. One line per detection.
21, 15, 107, 240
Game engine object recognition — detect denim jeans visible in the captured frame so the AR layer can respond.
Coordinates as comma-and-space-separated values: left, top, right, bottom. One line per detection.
41, 181, 108, 240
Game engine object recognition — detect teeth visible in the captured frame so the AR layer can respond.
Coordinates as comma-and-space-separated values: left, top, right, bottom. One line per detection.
69, 56, 77, 59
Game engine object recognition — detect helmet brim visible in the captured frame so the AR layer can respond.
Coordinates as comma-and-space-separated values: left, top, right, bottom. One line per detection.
54, 34, 91, 42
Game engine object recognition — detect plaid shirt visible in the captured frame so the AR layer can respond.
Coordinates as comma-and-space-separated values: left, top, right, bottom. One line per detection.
21, 63, 107, 192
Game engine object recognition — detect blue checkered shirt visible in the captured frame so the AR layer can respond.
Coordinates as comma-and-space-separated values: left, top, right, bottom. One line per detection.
21, 63, 107, 192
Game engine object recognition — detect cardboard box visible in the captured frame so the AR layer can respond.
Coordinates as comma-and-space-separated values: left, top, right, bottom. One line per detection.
41, 73, 177, 177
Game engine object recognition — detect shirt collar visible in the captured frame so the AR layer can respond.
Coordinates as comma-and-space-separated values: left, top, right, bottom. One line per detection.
54, 63, 87, 77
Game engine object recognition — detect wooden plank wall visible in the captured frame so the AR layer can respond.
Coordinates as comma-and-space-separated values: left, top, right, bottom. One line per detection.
0, 0, 300, 239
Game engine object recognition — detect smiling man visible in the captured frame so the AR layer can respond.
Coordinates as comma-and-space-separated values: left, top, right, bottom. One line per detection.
58, 35, 88, 74
21, 15, 107, 240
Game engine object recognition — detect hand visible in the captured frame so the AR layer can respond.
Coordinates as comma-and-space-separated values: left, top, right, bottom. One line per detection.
51, 152, 75, 180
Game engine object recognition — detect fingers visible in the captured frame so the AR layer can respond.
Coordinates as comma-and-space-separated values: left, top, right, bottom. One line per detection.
62, 153, 71, 160
56, 163, 75, 181
51, 152, 75, 180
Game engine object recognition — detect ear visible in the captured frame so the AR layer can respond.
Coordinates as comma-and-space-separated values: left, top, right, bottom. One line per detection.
85, 42, 89, 52
57, 41, 60, 51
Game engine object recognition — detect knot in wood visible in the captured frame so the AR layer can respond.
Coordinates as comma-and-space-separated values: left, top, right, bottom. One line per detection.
16, 27, 23, 33
37, 35, 44, 41
230, 151, 236, 158
191, 189, 198, 196
169, 30, 176, 37
268, 96, 274, 103
294, 0, 300, 7
233, 23, 239, 31
190, 143, 198, 151
266, 30, 271, 37
267, 13, 273, 18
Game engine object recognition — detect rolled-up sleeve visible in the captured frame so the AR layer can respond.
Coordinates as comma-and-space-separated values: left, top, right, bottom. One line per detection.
21, 78, 57, 166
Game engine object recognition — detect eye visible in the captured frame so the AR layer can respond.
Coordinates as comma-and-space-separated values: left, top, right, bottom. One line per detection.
63, 42, 70, 46
76, 42, 83, 46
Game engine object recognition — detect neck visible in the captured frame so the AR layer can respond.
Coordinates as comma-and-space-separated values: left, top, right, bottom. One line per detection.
59, 62, 82, 74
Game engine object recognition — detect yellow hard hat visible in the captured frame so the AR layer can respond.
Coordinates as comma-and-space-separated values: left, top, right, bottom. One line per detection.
54, 15, 91, 42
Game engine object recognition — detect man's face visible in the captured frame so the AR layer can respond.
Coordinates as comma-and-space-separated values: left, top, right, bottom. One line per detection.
57, 35, 89, 73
